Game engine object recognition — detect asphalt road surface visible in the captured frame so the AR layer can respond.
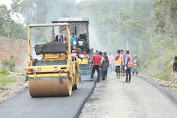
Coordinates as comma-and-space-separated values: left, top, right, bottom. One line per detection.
0, 81, 95, 118
80, 74, 177, 118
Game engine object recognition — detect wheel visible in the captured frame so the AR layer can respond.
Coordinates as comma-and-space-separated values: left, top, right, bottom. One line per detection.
72, 68, 78, 90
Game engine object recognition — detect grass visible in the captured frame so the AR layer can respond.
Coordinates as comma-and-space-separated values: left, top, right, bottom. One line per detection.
12, 69, 25, 74
0, 73, 15, 88
154, 63, 173, 80
156, 69, 172, 80
0, 67, 23, 88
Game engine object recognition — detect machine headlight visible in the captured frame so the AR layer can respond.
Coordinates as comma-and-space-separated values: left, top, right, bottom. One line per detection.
54, 67, 58, 71
37, 67, 41, 71
78, 41, 83, 45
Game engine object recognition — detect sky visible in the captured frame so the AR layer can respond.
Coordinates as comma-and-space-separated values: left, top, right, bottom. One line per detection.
0, 0, 98, 8
0, 0, 81, 7
0, 0, 12, 9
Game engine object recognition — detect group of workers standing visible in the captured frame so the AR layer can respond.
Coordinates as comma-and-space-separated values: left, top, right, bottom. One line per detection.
91, 50, 139, 83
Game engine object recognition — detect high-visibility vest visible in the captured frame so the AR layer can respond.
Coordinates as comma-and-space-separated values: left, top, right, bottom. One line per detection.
127, 55, 133, 67
115, 54, 123, 65
134, 58, 138, 66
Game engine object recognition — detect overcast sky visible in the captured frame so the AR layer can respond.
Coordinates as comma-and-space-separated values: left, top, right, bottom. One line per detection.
0, 0, 12, 9
0, 0, 98, 8
0, 0, 82, 7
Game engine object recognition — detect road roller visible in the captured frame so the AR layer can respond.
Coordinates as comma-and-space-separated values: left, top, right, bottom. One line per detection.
25, 23, 79, 97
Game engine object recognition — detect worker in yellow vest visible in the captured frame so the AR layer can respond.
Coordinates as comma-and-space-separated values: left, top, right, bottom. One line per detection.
115, 50, 123, 79
133, 54, 139, 75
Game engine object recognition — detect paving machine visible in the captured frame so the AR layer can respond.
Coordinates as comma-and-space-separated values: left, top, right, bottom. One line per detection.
52, 18, 93, 81
26, 23, 79, 97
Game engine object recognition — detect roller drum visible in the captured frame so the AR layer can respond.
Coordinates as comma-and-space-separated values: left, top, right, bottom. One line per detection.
28, 79, 72, 97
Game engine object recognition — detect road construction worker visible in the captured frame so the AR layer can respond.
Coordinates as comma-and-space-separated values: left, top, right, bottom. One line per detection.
63, 35, 67, 44
173, 56, 177, 72
100, 52, 109, 80
78, 50, 90, 60
71, 50, 77, 61
125, 50, 133, 82
82, 50, 90, 59
91, 51, 102, 82
59, 33, 67, 43
115, 50, 123, 79
121, 50, 126, 76
133, 54, 139, 75
108, 52, 113, 72
70, 33, 78, 46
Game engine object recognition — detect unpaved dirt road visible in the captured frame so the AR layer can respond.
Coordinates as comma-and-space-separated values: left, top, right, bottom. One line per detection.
80, 74, 177, 118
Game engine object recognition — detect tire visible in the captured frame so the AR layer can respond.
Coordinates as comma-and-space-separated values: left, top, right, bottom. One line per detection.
72, 84, 78, 90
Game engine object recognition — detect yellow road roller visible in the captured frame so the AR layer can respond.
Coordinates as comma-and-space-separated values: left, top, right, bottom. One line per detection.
26, 23, 79, 97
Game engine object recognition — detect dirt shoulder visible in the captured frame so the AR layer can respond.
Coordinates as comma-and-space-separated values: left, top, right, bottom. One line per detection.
141, 73, 177, 94
0, 37, 28, 103
0, 74, 27, 104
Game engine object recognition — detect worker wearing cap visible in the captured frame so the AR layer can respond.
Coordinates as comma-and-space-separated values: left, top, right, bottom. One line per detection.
133, 54, 139, 75
71, 50, 77, 56
115, 50, 123, 79
91, 51, 102, 82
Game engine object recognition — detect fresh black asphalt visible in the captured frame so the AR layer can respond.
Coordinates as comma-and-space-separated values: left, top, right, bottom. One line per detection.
0, 82, 95, 118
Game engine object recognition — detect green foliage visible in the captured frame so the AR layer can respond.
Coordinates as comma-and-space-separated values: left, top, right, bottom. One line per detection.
155, 63, 173, 80
11, 0, 75, 25
0, 73, 14, 87
0, 5, 26, 39
13, 69, 25, 74
0, 67, 8, 74
1, 60, 15, 73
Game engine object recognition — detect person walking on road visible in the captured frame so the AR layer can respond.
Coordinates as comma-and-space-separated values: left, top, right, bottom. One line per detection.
121, 50, 126, 76
115, 50, 123, 79
108, 52, 113, 72
100, 52, 109, 80
91, 51, 102, 82
133, 54, 139, 75
125, 50, 133, 82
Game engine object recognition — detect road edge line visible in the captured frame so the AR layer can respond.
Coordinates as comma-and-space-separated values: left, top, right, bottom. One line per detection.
74, 81, 97, 118
139, 75, 177, 105
0, 87, 27, 104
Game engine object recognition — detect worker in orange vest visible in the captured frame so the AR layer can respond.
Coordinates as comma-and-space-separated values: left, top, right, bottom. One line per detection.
125, 50, 133, 82
115, 50, 123, 79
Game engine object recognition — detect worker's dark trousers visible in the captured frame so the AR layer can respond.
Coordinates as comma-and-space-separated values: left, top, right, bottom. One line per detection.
126, 67, 131, 81
91, 65, 100, 81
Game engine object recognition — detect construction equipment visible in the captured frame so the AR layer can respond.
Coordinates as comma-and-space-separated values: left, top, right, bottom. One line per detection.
26, 23, 79, 97
52, 18, 93, 81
